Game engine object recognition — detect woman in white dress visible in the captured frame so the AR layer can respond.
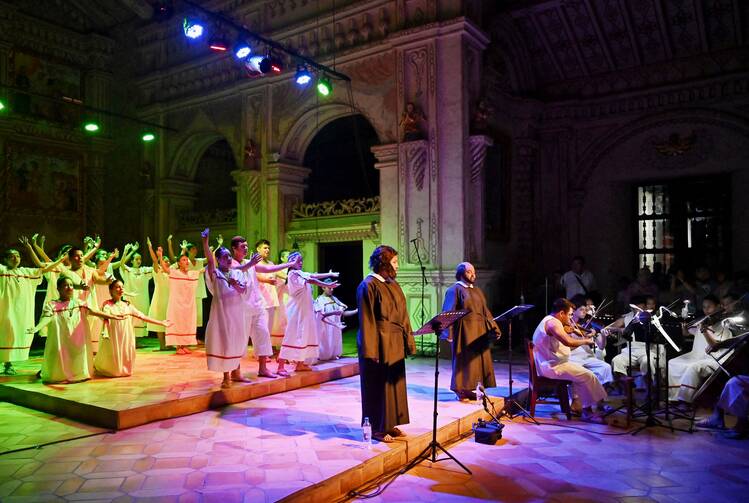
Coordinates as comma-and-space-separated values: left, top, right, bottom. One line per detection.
146, 237, 171, 349
158, 247, 202, 354
277, 252, 339, 375
170, 236, 207, 328
94, 279, 170, 377
270, 249, 291, 351
201, 228, 250, 388
28, 277, 124, 384
120, 245, 154, 339
314, 280, 357, 360
1, 244, 64, 375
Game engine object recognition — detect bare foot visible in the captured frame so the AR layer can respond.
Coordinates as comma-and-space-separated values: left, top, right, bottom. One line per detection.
258, 370, 278, 378
277, 369, 291, 377
221, 379, 232, 389
295, 363, 312, 371
372, 432, 394, 443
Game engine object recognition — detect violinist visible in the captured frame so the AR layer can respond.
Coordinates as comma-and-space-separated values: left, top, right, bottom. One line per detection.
668, 295, 721, 403
670, 294, 744, 405
531, 298, 608, 423
610, 296, 666, 388
568, 296, 614, 389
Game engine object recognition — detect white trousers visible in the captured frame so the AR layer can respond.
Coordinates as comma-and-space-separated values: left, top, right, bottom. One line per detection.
538, 360, 607, 408
570, 348, 614, 385
674, 358, 719, 403
611, 341, 665, 379
247, 310, 273, 357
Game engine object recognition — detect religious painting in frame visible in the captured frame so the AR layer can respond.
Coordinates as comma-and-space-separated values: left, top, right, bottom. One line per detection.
8, 49, 83, 125
2, 142, 84, 219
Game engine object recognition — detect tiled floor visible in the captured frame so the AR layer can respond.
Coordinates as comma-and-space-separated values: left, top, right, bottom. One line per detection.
0, 356, 746, 502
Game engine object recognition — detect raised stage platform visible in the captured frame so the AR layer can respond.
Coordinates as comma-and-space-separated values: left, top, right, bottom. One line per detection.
0, 347, 359, 430
0, 357, 504, 502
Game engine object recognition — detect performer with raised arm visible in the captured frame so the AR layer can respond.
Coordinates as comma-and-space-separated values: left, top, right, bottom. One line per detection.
277, 252, 339, 374
254, 240, 280, 340
314, 278, 357, 361
157, 246, 202, 354
229, 236, 298, 380
94, 279, 170, 377
442, 262, 501, 401
170, 236, 207, 328
28, 277, 124, 384
270, 249, 291, 351
146, 237, 170, 350
357, 245, 416, 443
119, 242, 154, 339
532, 298, 608, 422
1, 244, 65, 375
202, 228, 251, 388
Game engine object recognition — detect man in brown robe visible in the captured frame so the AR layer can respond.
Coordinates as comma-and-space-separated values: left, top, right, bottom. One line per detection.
357, 245, 416, 443
443, 262, 500, 400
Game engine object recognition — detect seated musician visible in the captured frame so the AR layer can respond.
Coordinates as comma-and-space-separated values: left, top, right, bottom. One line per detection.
532, 298, 608, 422
671, 294, 745, 405
611, 296, 665, 387
568, 295, 614, 388
697, 376, 749, 439
668, 295, 721, 402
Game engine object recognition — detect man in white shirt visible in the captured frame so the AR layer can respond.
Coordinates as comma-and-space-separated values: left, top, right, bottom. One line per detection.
560, 256, 596, 300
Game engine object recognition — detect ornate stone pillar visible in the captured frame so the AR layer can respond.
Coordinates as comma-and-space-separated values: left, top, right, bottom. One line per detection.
232, 169, 263, 241
466, 135, 493, 265
511, 138, 539, 280
83, 69, 113, 130
371, 143, 399, 246
85, 158, 106, 235
264, 161, 310, 252
156, 179, 199, 242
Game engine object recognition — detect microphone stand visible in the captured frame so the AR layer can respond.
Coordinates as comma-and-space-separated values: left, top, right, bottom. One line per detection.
412, 239, 431, 355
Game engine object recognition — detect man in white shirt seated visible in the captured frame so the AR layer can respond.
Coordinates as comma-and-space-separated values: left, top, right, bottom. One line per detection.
559, 256, 596, 300
532, 298, 608, 422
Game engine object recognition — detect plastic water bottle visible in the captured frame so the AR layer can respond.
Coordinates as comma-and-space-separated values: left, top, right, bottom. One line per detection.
362, 417, 372, 448
681, 300, 690, 319
475, 382, 483, 404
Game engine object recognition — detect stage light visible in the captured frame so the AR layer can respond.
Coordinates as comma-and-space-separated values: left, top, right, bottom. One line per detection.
245, 55, 264, 73
83, 122, 100, 133
0, 99, 5, 111
142, 132, 156, 142
152, 1, 174, 22
295, 65, 312, 86
259, 54, 283, 74
234, 40, 251, 59
317, 76, 331, 96
208, 35, 229, 52
183, 17, 204, 39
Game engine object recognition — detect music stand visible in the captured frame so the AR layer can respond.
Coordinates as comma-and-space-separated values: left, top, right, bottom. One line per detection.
404, 310, 471, 475
494, 304, 535, 420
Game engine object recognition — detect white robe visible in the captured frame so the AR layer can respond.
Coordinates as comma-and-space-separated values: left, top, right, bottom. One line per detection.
189, 258, 207, 327
205, 269, 248, 372
147, 270, 170, 332
40, 299, 93, 383
279, 270, 319, 363
569, 344, 614, 385
94, 300, 142, 377
90, 265, 115, 353
0, 265, 43, 362
669, 324, 734, 402
67, 265, 100, 352
257, 266, 279, 335
314, 294, 346, 360
271, 279, 289, 347
120, 265, 153, 337
164, 268, 200, 346
532, 315, 607, 408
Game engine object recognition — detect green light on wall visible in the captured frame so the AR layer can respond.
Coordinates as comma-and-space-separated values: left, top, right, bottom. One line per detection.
83, 122, 100, 133
142, 133, 156, 142
0, 99, 6, 111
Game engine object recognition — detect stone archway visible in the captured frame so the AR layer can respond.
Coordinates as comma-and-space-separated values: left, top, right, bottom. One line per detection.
169, 131, 237, 180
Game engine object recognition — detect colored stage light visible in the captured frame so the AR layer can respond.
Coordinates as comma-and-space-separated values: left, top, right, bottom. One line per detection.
317, 76, 331, 96
208, 36, 229, 52
295, 65, 312, 86
259, 55, 283, 74
83, 122, 100, 133
0, 99, 5, 111
245, 55, 264, 73
234, 41, 251, 59
183, 18, 204, 39
142, 133, 156, 142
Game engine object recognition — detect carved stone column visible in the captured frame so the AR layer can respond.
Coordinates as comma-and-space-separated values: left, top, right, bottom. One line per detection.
156, 179, 199, 241
371, 143, 399, 246
264, 161, 310, 251
85, 159, 105, 235
466, 135, 493, 265
511, 138, 539, 280
231, 169, 263, 241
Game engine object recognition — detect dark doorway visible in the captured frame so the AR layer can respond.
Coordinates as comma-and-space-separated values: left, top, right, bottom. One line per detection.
303, 115, 379, 203
318, 242, 363, 329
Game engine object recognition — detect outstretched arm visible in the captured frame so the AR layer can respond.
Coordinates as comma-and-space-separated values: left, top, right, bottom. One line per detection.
308, 270, 339, 281
156, 246, 170, 274
110, 243, 134, 270
39, 253, 66, 275
255, 253, 303, 274
31, 234, 53, 263
146, 237, 161, 272
19, 236, 43, 268
86, 306, 126, 321
201, 228, 216, 276
82, 236, 102, 263
167, 235, 176, 263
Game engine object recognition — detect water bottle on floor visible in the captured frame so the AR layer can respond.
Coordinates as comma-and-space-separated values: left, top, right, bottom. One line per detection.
362, 417, 372, 448
475, 381, 483, 405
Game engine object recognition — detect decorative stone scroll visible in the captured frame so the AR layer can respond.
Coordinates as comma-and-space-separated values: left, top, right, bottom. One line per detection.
178, 208, 237, 227
291, 196, 380, 219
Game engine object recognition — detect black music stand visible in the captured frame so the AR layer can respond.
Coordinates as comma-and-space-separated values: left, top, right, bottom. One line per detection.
404, 310, 471, 475
494, 304, 535, 420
